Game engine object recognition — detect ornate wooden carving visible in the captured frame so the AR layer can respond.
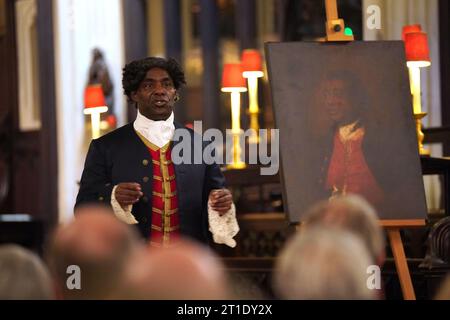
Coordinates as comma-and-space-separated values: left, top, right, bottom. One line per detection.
420, 217, 450, 268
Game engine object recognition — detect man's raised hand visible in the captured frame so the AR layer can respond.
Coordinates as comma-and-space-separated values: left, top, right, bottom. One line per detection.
115, 183, 143, 209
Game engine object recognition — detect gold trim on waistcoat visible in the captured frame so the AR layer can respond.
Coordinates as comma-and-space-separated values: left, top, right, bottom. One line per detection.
135, 130, 178, 247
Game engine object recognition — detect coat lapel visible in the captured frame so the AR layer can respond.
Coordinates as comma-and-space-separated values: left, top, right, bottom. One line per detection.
172, 122, 188, 211
124, 124, 154, 200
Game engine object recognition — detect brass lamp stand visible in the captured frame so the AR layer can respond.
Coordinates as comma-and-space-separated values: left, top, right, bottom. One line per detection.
414, 112, 430, 156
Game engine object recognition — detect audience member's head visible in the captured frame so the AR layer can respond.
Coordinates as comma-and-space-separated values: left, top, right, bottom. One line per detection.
46, 204, 144, 299
117, 238, 230, 299
0, 244, 53, 299
274, 227, 376, 300
303, 194, 385, 265
435, 274, 450, 300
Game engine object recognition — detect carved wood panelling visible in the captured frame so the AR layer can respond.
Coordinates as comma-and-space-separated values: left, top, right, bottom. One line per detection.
15, 0, 41, 131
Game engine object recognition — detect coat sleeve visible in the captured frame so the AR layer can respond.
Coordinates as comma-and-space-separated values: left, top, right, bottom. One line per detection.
75, 139, 114, 209
205, 162, 226, 192
201, 137, 227, 192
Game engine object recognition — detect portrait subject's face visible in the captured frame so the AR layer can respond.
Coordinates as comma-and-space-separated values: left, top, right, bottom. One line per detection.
132, 67, 177, 121
324, 79, 352, 123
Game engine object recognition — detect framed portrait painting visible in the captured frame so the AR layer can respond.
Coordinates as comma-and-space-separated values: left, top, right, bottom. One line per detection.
265, 41, 427, 222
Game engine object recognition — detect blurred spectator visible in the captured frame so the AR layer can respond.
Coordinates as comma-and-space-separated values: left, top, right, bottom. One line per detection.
0, 244, 53, 299
303, 194, 385, 265
273, 227, 376, 299
46, 204, 144, 299
116, 238, 231, 299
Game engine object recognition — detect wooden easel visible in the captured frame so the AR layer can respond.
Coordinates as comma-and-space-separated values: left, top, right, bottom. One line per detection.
322, 0, 426, 300
324, 0, 354, 41
381, 219, 425, 300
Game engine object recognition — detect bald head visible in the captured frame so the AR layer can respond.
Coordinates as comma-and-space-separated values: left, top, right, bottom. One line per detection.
119, 238, 230, 299
274, 227, 376, 300
303, 195, 385, 265
47, 205, 143, 299
0, 244, 53, 300
60, 206, 133, 259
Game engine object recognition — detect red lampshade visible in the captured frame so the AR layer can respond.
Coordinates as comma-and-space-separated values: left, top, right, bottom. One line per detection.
241, 49, 262, 72
405, 32, 430, 64
84, 84, 106, 109
221, 63, 247, 92
402, 24, 422, 41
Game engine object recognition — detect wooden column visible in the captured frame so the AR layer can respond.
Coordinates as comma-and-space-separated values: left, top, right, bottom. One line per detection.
0, 0, 17, 213
199, 0, 220, 130
37, 0, 58, 227
163, 0, 182, 63
236, 0, 258, 131
439, 0, 450, 155
163, 0, 186, 124
236, 0, 257, 51
123, 0, 148, 122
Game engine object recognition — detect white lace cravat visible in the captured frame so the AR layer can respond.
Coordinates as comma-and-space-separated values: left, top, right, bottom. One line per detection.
133, 110, 175, 148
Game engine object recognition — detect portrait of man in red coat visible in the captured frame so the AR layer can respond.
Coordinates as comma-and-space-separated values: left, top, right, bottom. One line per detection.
266, 41, 427, 222
320, 72, 384, 207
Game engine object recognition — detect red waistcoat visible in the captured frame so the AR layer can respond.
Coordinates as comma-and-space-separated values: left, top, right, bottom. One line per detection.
136, 132, 180, 247
326, 127, 384, 205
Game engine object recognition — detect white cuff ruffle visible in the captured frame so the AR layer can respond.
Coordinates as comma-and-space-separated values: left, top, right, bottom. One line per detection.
111, 185, 240, 247
208, 202, 239, 248
111, 185, 138, 224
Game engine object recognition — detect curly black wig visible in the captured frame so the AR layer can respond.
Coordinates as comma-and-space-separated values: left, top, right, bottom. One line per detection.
122, 57, 186, 100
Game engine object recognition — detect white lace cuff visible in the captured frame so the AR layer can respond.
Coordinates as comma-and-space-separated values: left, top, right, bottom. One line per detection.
111, 185, 138, 224
208, 201, 239, 248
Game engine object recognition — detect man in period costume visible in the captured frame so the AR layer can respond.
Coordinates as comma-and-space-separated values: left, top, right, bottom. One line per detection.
76, 57, 238, 248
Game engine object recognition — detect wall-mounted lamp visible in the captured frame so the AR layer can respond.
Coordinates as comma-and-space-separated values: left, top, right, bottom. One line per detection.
403, 25, 431, 156
221, 63, 247, 169
242, 49, 264, 144
84, 84, 108, 139
402, 24, 422, 41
